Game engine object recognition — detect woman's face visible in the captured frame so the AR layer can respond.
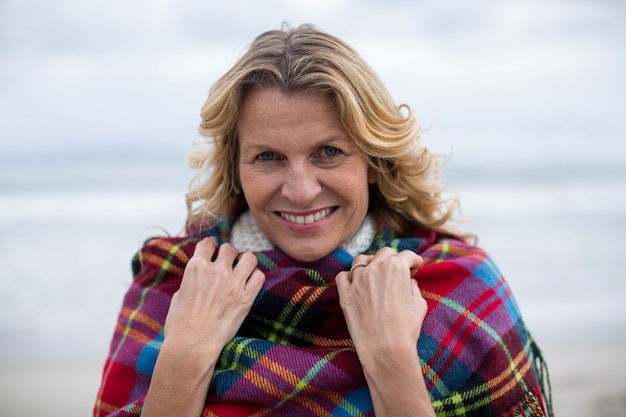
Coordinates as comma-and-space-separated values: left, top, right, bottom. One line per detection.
237, 89, 375, 262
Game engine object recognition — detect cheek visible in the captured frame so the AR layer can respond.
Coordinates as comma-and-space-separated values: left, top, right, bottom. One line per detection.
326, 167, 371, 202
346, 163, 373, 190
239, 170, 258, 203
240, 170, 276, 208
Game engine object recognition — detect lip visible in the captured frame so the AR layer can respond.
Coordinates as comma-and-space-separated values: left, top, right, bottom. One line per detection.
277, 207, 336, 227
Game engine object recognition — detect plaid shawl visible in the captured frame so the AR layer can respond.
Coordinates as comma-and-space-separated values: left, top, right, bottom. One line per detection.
94, 218, 551, 417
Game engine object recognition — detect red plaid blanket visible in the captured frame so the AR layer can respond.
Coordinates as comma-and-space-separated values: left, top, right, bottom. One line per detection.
94, 223, 550, 416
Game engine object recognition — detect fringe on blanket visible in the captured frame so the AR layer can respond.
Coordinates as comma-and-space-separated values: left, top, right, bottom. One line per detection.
530, 335, 554, 417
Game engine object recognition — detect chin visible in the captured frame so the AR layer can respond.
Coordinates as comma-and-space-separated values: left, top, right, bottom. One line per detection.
283, 245, 330, 263
288, 252, 324, 263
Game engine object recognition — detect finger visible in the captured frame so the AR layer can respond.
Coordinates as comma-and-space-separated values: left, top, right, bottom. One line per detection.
335, 271, 351, 295
234, 252, 259, 280
349, 262, 368, 277
410, 276, 420, 295
395, 250, 424, 270
370, 248, 422, 270
348, 255, 374, 281
213, 242, 239, 265
387, 251, 423, 288
193, 237, 218, 259
245, 269, 265, 296
367, 246, 398, 265
350, 254, 374, 268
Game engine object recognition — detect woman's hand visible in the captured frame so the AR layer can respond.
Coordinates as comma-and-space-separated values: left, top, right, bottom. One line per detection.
163, 237, 265, 356
142, 237, 265, 417
336, 247, 435, 417
336, 247, 426, 356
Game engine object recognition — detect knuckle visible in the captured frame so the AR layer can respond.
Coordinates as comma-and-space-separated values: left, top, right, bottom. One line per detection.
197, 237, 217, 250
377, 247, 396, 256
219, 242, 238, 256
186, 256, 211, 274
238, 251, 258, 266
352, 254, 369, 264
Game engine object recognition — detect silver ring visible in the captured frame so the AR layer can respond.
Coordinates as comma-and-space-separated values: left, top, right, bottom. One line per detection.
349, 262, 368, 276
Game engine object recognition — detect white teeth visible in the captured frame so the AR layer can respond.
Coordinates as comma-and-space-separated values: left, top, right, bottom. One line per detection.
281, 208, 332, 225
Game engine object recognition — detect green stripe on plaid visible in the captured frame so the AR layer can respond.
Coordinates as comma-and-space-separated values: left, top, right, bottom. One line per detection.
423, 290, 529, 392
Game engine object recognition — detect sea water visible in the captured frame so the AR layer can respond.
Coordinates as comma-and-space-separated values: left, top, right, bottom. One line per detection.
0, 149, 625, 362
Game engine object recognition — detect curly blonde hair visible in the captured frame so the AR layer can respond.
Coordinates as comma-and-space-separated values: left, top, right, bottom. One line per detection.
186, 24, 461, 237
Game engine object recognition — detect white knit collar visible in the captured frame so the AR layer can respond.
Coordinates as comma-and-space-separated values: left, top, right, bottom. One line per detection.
230, 210, 376, 257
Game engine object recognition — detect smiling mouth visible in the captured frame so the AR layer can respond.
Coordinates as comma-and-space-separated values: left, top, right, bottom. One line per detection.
279, 208, 334, 225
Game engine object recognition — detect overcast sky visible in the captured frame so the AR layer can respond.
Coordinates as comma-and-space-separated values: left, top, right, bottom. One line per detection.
1, 0, 625, 166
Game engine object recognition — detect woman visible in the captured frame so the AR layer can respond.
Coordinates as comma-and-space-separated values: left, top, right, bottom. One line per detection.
94, 24, 551, 417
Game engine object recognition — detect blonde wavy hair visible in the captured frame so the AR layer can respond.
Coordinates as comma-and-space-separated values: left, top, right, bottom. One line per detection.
187, 24, 461, 237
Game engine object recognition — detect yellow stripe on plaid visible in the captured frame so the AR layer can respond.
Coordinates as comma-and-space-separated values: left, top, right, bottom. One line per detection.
246, 348, 361, 417
420, 288, 529, 397
140, 252, 185, 276
120, 306, 163, 333
488, 349, 534, 403
418, 239, 471, 265
446, 349, 535, 415
104, 238, 194, 396
114, 323, 154, 346
148, 238, 197, 287
95, 398, 123, 415
218, 338, 363, 416
421, 360, 450, 398
253, 286, 329, 345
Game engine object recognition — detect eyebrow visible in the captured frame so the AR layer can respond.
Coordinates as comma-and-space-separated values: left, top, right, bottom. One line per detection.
241, 134, 352, 151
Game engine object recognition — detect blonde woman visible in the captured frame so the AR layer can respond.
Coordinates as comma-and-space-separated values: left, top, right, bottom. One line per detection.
95, 24, 551, 417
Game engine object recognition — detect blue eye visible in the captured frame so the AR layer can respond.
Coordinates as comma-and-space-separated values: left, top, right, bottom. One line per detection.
257, 151, 275, 161
322, 146, 340, 157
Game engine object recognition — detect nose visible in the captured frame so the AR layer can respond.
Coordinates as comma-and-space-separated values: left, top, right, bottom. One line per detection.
281, 162, 322, 206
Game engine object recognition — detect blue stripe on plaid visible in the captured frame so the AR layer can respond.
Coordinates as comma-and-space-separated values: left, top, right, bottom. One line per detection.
136, 332, 162, 376
331, 385, 372, 416
215, 337, 270, 395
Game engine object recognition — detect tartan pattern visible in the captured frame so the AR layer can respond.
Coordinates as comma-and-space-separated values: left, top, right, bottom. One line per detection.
94, 220, 549, 417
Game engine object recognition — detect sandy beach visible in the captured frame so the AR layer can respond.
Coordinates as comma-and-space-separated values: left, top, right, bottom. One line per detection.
1, 335, 624, 417
538, 336, 626, 417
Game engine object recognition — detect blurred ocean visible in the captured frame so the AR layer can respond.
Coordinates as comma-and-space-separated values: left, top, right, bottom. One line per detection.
0, 148, 625, 363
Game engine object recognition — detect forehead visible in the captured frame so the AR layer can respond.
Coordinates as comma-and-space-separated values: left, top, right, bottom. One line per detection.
240, 89, 336, 121
237, 89, 348, 147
